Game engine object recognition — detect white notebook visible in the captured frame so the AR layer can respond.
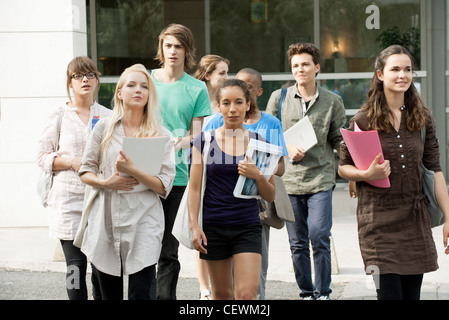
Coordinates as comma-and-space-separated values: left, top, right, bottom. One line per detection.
118, 136, 169, 194
283, 115, 317, 152
233, 139, 283, 199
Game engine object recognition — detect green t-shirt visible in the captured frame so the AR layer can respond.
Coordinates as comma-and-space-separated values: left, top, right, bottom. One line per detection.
151, 71, 211, 186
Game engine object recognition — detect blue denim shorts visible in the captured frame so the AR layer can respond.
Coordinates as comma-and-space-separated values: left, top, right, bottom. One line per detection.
200, 223, 262, 260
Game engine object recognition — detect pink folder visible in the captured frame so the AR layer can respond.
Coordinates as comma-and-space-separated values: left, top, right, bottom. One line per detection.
340, 123, 390, 188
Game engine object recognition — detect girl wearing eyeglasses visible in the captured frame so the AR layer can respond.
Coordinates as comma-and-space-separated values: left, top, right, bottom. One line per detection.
37, 56, 111, 300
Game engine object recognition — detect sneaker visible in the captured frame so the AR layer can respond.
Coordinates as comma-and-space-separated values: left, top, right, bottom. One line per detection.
301, 295, 315, 300
316, 295, 330, 300
200, 289, 212, 300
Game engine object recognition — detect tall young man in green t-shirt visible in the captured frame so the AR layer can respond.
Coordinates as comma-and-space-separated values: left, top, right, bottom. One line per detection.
151, 24, 211, 300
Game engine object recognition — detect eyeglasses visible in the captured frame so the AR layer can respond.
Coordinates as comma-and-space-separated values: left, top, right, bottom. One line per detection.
71, 72, 96, 81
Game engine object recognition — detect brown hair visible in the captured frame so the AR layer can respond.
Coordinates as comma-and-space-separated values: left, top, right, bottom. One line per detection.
287, 43, 320, 67
194, 55, 230, 81
66, 56, 101, 102
155, 23, 196, 70
216, 79, 256, 119
362, 45, 427, 132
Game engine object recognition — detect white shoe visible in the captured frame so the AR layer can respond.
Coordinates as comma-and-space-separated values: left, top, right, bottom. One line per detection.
316, 295, 330, 300
200, 289, 212, 300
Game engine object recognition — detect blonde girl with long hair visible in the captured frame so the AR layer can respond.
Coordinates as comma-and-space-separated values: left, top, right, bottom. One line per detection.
78, 64, 176, 300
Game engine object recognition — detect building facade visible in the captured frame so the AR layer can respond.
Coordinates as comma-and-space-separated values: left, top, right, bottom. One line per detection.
0, 0, 448, 227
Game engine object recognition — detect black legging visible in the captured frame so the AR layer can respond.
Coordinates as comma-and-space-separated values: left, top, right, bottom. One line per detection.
60, 240, 101, 300
92, 264, 155, 300
376, 273, 424, 300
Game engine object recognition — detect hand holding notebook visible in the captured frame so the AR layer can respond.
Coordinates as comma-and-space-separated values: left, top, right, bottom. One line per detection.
283, 115, 317, 152
118, 136, 169, 193
340, 122, 390, 188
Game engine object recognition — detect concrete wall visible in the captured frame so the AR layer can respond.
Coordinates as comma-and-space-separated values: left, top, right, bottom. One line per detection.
0, 0, 87, 227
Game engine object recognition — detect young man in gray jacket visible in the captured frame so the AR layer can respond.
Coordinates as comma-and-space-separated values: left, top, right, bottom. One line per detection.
266, 42, 346, 300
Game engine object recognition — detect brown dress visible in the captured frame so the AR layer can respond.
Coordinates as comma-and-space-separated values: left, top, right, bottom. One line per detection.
339, 108, 439, 275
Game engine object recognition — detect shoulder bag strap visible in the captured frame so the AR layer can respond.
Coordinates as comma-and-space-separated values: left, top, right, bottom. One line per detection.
277, 88, 287, 122
55, 107, 64, 151
202, 131, 211, 180
421, 125, 426, 144
197, 131, 212, 228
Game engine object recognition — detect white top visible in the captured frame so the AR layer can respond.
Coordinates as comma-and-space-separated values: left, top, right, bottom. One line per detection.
37, 102, 111, 240
78, 118, 176, 276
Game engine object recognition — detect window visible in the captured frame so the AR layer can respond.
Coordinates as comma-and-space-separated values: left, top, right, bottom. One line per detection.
210, 0, 314, 73
318, 0, 421, 114
89, 0, 164, 76
320, 0, 420, 73
320, 0, 421, 73
88, 0, 424, 111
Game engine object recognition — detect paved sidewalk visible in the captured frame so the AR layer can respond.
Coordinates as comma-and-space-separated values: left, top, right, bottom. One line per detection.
1, 185, 448, 300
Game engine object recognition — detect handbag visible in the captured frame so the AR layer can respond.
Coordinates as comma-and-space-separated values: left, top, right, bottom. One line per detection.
37, 107, 64, 207
172, 131, 211, 249
258, 89, 295, 228
259, 198, 284, 229
259, 175, 295, 229
421, 126, 445, 228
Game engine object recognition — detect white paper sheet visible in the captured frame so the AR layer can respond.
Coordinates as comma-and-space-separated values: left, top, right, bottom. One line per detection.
118, 136, 169, 194
233, 139, 283, 199
283, 115, 317, 152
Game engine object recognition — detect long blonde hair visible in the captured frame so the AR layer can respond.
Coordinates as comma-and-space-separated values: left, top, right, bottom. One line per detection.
100, 64, 162, 162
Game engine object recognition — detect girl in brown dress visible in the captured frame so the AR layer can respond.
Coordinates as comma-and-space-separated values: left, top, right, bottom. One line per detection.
338, 45, 449, 300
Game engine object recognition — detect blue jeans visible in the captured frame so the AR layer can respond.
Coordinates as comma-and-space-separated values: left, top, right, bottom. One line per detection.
286, 189, 333, 298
